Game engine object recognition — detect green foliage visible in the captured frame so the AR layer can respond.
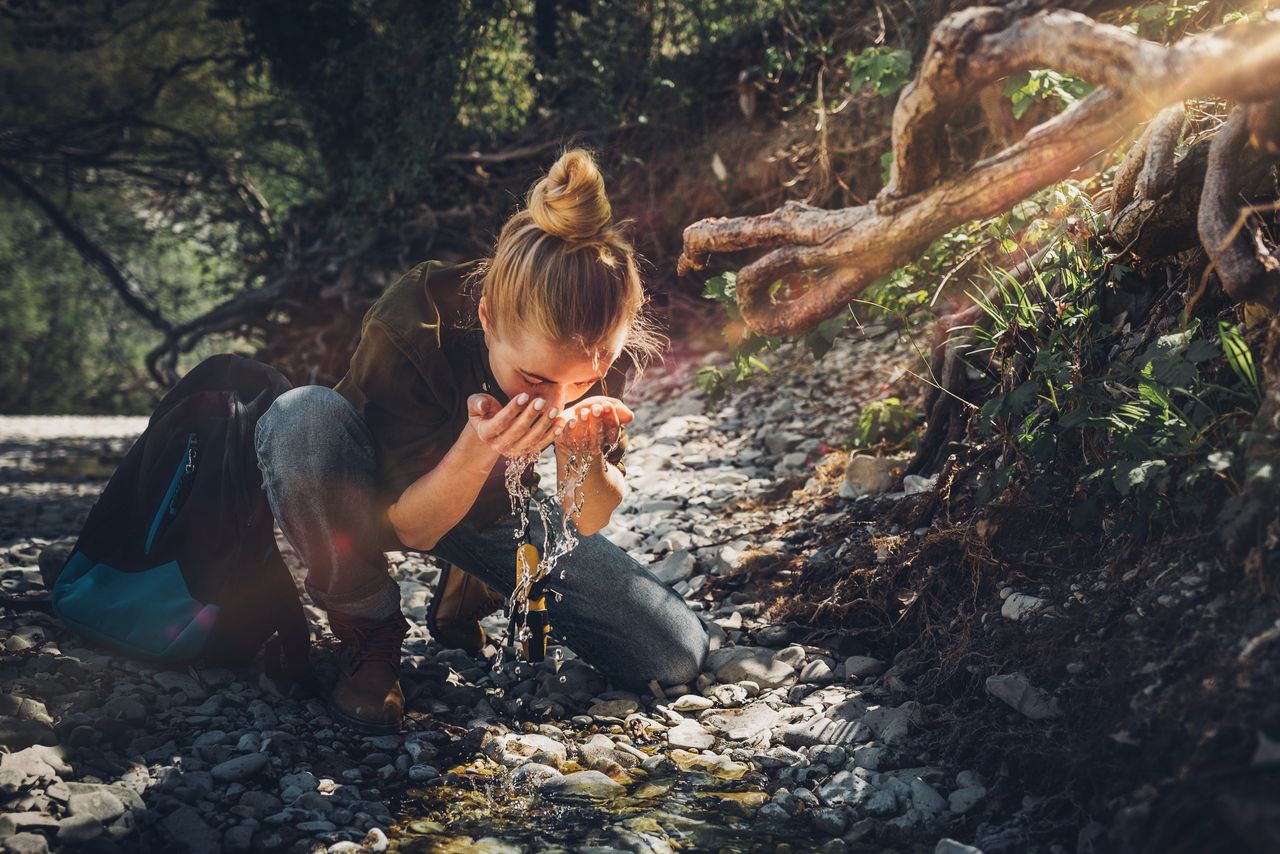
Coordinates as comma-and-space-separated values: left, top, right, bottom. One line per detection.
696, 271, 853, 406
845, 46, 912, 97
851, 397, 917, 451
963, 185, 1261, 537
1002, 70, 1096, 120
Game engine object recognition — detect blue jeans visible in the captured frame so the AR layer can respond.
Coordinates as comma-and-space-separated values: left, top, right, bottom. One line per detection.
253, 385, 707, 689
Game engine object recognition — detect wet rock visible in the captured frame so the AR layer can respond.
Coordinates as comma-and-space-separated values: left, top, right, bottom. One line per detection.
484, 732, 568, 768
538, 770, 624, 800
579, 734, 621, 766
668, 750, 747, 779
985, 673, 1063, 720
510, 762, 560, 790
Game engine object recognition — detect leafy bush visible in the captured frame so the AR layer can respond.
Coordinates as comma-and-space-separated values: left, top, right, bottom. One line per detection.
851, 397, 918, 451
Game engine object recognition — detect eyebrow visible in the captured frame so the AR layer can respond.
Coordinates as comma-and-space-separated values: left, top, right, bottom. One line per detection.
519, 368, 604, 385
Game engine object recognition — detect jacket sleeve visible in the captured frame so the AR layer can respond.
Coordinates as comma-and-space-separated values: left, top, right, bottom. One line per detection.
344, 319, 460, 501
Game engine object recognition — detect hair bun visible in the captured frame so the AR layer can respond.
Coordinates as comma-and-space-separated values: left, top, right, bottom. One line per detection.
527, 148, 612, 241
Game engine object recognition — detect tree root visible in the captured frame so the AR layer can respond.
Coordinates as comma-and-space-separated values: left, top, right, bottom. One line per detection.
679, 8, 1280, 337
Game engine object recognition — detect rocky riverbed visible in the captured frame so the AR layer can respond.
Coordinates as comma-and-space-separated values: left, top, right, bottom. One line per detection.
1, 329, 1000, 854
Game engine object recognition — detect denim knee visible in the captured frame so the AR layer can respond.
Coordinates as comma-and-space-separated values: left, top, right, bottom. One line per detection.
255, 385, 372, 473
650, 618, 710, 688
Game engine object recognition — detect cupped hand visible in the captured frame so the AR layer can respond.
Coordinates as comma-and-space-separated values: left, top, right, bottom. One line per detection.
467, 392, 560, 458
554, 395, 634, 456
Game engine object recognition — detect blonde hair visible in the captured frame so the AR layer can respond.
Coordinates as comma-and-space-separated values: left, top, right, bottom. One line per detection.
471, 148, 665, 375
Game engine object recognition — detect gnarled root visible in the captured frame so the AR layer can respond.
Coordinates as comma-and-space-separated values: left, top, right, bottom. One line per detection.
679, 8, 1280, 338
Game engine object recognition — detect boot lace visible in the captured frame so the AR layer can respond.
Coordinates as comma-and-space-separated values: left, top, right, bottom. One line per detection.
330, 612, 407, 670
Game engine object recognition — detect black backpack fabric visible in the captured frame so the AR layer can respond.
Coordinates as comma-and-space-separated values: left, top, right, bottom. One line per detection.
47, 354, 311, 686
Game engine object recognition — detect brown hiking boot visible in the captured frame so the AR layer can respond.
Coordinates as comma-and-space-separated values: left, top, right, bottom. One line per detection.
425, 564, 504, 655
328, 610, 410, 733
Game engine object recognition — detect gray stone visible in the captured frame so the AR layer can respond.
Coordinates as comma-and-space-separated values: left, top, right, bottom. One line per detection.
668, 694, 714, 712
0, 745, 69, 786
799, 659, 836, 685
840, 455, 897, 498
211, 752, 270, 783
862, 705, 914, 746
1000, 593, 1047, 621
909, 778, 947, 814
651, 551, 696, 585
56, 815, 104, 844
985, 673, 1063, 720
3, 833, 50, 854
152, 670, 208, 698
666, 720, 715, 750
843, 656, 886, 679
67, 788, 126, 823
223, 824, 255, 851
816, 770, 874, 807
949, 785, 987, 815
778, 716, 869, 749
509, 762, 560, 790
753, 624, 792, 647
538, 770, 624, 800
935, 840, 984, 854
588, 699, 638, 718
0, 718, 56, 752
809, 806, 848, 836
706, 648, 796, 688
161, 806, 220, 854
702, 701, 782, 741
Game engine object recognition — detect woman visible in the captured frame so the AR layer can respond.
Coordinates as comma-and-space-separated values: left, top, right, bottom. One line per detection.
254, 149, 709, 732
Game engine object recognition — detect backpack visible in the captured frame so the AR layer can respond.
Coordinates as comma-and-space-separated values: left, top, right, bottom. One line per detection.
45, 354, 312, 688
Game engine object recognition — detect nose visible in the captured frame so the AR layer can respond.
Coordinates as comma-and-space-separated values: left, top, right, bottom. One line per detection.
544, 388, 571, 414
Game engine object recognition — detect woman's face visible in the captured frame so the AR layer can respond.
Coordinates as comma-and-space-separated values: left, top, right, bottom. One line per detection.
478, 297, 620, 414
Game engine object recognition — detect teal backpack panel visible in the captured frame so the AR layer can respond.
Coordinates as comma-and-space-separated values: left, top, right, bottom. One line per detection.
51, 551, 220, 661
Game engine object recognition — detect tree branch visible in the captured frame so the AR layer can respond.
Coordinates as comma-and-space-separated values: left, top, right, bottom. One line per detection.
679, 8, 1280, 337
0, 160, 174, 338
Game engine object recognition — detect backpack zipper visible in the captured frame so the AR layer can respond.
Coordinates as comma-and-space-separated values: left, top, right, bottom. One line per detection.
145, 433, 198, 555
